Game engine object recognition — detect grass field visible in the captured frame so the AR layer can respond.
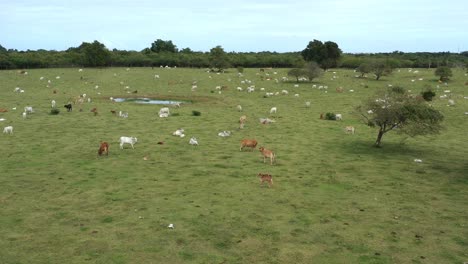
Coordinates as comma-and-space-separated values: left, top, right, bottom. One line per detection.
0, 67, 467, 264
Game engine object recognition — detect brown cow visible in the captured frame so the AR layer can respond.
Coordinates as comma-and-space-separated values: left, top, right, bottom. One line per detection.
259, 147, 275, 165
257, 173, 273, 187
98, 142, 109, 156
91, 107, 98, 116
240, 139, 257, 151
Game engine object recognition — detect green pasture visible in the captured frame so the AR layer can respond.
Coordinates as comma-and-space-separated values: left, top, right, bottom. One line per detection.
0, 67, 467, 263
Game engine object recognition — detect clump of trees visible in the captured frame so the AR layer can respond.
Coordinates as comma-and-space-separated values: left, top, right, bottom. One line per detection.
287, 62, 323, 82
356, 86, 444, 147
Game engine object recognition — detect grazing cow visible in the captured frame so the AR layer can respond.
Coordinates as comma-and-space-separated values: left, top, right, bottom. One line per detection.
335, 114, 342, 120
98, 142, 109, 156
189, 137, 199, 145
3, 126, 13, 134
0, 108, 8, 113
51, 100, 56, 108
240, 139, 257, 151
257, 173, 273, 187
259, 147, 276, 165
218, 131, 231, 137
90, 107, 98, 116
110, 110, 117, 115
24, 106, 34, 113
270, 107, 277, 114
119, 136, 138, 149
64, 104, 72, 112
22, 112, 27, 119
237, 105, 243, 112
345, 126, 355, 134
305, 101, 311, 108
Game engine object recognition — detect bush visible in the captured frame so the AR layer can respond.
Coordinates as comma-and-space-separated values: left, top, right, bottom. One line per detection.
192, 110, 201, 116
237, 66, 244, 73
421, 87, 436, 101
50, 108, 60, 115
325, 112, 336, 120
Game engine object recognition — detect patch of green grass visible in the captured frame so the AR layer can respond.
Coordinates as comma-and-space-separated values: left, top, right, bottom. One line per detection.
0, 67, 467, 263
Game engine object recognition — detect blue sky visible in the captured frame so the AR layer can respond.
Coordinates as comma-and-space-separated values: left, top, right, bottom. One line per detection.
1, 0, 467, 53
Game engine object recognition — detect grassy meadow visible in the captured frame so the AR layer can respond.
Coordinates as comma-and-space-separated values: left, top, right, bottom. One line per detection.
0, 67, 467, 263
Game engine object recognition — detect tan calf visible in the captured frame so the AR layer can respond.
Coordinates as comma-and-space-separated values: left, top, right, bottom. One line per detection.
259, 147, 275, 165
257, 173, 273, 187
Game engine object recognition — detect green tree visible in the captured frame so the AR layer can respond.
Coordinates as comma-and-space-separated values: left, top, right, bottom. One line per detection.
357, 62, 372, 77
301, 39, 342, 70
209, 45, 230, 72
303, 61, 323, 81
287, 68, 306, 82
370, 59, 393, 80
150, 39, 178, 53
434, 66, 453, 81
75, 41, 111, 67
356, 86, 444, 147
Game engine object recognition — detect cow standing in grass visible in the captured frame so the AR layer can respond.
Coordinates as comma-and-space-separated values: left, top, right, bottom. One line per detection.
98, 142, 109, 156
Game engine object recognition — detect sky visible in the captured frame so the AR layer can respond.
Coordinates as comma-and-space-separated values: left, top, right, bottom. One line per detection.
1, 0, 467, 53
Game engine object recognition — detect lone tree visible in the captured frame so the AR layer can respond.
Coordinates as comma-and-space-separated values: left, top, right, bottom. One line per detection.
357, 62, 372, 77
301, 39, 342, 70
434, 66, 453, 81
356, 86, 444, 147
287, 68, 306, 82
370, 59, 393, 80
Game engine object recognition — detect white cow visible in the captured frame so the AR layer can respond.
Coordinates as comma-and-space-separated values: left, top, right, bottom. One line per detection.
3, 126, 13, 134
159, 107, 170, 118
305, 101, 311, 108
236, 105, 242, 112
189, 137, 199, 145
345, 126, 355, 134
119, 136, 138, 149
218, 131, 231, 137
24, 106, 34, 113
335, 114, 342, 120
51, 100, 56, 108
270, 107, 277, 114
172, 128, 185, 137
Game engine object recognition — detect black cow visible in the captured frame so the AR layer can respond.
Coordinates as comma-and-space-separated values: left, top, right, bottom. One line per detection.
64, 104, 72, 112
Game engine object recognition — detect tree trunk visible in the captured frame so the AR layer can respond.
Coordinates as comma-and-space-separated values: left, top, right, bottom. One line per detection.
375, 129, 384, 147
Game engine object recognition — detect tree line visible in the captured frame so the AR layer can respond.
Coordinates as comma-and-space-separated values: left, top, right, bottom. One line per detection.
0, 39, 466, 70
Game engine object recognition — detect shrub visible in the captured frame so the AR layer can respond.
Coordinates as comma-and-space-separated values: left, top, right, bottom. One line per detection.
50, 108, 60, 115
192, 110, 201, 116
421, 87, 436, 101
325, 112, 336, 120
237, 67, 244, 73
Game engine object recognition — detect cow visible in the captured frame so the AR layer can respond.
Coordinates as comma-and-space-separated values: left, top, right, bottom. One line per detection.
259, 147, 276, 165
3, 126, 13, 134
24, 106, 34, 113
119, 136, 137, 149
98, 142, 109, 156
90, 107, 98, 116
345, 126, 355, 134
240, 139, 257, 151
257, 173, 273, 187
64, 104, 72, 112
239, 115, 247, 129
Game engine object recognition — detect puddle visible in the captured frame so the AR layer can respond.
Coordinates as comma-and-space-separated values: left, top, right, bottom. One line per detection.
113, 98, 184, 105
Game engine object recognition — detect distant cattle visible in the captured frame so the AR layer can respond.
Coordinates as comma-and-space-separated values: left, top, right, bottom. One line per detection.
259, 147, 276, 165
64, 104, 72, 112
90, 107, 98, 116
24, 106, 34, 113
98, 142, 109, 156
345, 126, 355, 134
3, 126, 13, 134
119, 136, 137, 149
257, 173, 273, 187
240, 139, 257, 151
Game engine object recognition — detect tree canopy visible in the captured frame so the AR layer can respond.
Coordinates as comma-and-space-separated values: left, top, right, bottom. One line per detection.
301, 39, 342, 70
356, 86, 444, 147
209, 45, 230, 72
150, 39, 178, 53
434, 66, 453, 81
